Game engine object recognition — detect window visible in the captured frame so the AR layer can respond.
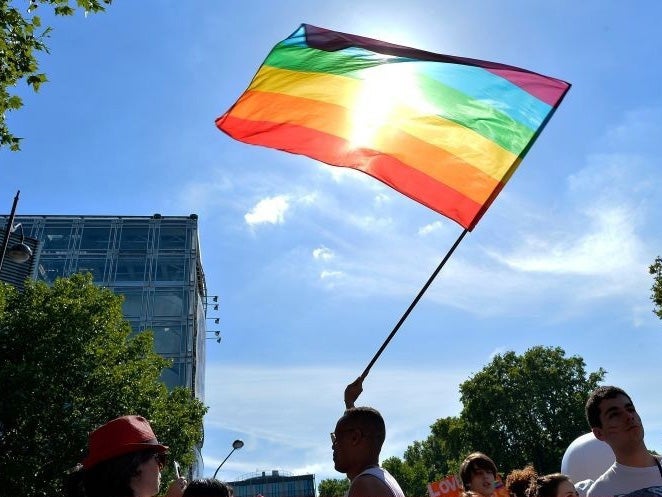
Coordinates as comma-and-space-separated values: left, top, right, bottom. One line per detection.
116, 290, 144, 317
119, 225, 149, 251
37, 257, 68, 283
160, 363, 183, 390
154, 257, 187, 282
77, 257, 107, 282
158, 226, 188, 250
149, 324, 185, 355
152, 290, 186, 317
114, 256, 147, 282
42, 225, 74, 250
80, 226, 111, 251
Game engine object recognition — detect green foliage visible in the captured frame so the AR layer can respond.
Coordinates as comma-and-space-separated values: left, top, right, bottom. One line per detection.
650, 256, 662, 319
383, 346, 605, 495
458, 346, 605, 474
318, 477, 350, 497
0, 273, 207, 497
1, 0, 111, 151
382, 455, 430, 497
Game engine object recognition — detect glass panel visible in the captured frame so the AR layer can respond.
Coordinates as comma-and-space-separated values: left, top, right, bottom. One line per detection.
115, 256, 147, 282
159, 365, 182, 390
37, 258, 68, 283
42, 225, 74, 250
152, 290, 186, 317
159, 226, 188, 250
77, 257, 107, 282
80, 226, 111, 251
149, 324, 185, 355
115, 290, 144, 317
119, 225, 149, 251
154, 257, 187, 281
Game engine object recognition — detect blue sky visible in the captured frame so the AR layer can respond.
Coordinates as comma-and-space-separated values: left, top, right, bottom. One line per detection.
2, 0, 662, 486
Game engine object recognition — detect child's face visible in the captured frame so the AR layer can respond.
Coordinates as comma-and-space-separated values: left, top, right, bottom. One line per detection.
469, 468, 496, 497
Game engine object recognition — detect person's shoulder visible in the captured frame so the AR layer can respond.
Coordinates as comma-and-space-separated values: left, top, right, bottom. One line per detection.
585, 469, 613, 497
348, 471, 394, 497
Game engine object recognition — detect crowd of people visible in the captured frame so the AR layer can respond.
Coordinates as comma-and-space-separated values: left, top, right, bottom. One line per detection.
63, 383, 659, 497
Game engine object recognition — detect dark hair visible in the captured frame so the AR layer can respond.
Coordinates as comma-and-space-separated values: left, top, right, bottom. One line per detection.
585, 386, 632, 428
183, 478, 233, 497
459, 452, 498, 490
64, 449, 159, 497
526, 473, 573, 497
342, 407, 386, 448
506, 465, 537, 497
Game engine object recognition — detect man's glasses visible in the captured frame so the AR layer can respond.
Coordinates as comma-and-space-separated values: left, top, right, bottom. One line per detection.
330, 428, 358, 444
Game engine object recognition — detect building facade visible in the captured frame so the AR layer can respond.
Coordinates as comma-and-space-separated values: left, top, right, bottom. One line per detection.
228, 470, 316, 497
0, 213, 208, 399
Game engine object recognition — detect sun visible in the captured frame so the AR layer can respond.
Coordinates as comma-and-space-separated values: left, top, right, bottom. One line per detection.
348, 60, 432, 149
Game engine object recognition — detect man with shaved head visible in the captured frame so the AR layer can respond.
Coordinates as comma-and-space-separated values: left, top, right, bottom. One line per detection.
331, 377, 405, 497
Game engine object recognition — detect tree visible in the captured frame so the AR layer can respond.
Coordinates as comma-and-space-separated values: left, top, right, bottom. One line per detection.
318, 477, 350, 497
1, 0, 111, 151
650, 256, 662, 319
458, 346, 604, 474
0, 273, 207, 497
381, 346, 605, 495
383, 417, 467, 497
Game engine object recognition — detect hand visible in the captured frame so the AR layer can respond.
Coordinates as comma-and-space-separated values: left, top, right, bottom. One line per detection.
344, 376, 364, 409
164, 477, 188, 497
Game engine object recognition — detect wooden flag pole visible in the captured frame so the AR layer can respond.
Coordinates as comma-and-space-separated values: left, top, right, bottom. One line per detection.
360, 228, 469, 380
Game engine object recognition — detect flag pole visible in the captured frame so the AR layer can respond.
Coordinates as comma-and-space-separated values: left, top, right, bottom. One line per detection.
360, 227, 469, 380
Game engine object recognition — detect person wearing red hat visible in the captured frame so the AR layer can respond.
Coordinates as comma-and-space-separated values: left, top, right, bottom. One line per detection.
64, 415, 187, 497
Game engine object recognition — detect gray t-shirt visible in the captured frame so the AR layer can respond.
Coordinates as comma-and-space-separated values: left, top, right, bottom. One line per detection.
586, 458, 662, 497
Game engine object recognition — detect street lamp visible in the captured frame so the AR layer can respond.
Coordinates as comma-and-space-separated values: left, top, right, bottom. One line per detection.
0, 190, 33, 272
6, 224, 32, 263
212, 439, 244, 479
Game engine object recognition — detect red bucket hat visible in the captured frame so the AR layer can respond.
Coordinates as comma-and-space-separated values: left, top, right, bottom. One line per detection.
82, 415, 168, 469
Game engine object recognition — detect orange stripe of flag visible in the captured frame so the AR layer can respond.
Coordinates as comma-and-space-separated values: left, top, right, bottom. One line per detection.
224, 90, 503, 206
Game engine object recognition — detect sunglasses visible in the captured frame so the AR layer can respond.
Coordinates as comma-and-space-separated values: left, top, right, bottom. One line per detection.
152, 452, 167, 468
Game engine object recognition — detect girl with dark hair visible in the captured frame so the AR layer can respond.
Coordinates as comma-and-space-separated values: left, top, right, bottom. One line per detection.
526, 473, 578, 497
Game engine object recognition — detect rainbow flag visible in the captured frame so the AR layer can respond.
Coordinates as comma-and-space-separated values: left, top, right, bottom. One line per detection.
216, 24, 570, 230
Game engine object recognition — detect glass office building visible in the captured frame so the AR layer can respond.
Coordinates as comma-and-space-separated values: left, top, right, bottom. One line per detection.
0, 214, 208, 399
228, 471, 316, 497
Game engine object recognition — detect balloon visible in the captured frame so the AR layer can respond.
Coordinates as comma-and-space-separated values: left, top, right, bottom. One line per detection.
561, 432, 615, 483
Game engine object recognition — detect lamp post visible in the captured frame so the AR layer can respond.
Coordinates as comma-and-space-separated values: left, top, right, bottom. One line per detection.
0, 190, 33, 273
212, 439, 244, 479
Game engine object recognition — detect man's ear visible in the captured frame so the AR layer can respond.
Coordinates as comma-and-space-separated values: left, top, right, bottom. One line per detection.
592, 426, 605, 441
350, 428, 362, 445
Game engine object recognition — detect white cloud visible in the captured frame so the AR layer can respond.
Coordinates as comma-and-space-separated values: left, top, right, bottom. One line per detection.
374, 193, 391, 207
312, 247, 335, 261
299, 193, 318, 205
244, 195, 290, 226
418, 221, 444, 236
488, 205, 643, 277
320, 270, 344, 279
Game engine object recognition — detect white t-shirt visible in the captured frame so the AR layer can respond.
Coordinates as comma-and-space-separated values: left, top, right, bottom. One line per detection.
349, 466, 405, 497
586, 458, 662, 497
